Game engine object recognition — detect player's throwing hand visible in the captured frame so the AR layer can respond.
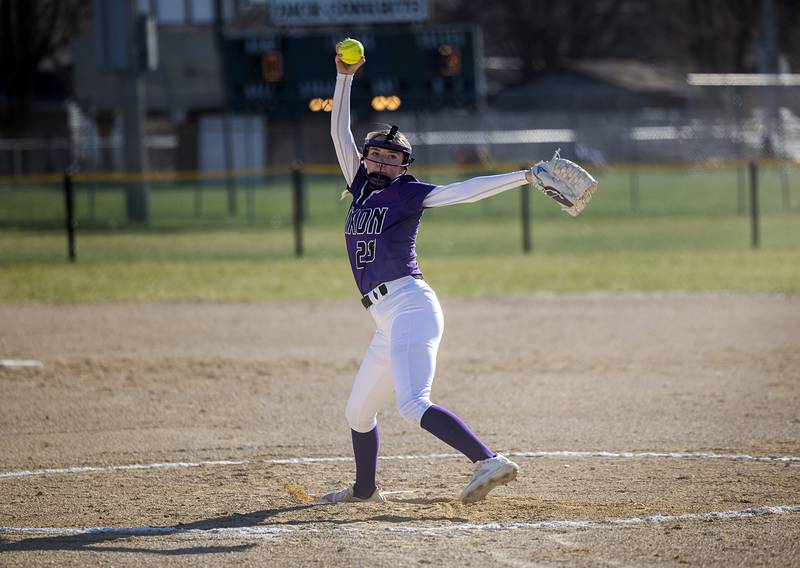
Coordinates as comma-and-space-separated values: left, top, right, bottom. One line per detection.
334, 50, 365, 75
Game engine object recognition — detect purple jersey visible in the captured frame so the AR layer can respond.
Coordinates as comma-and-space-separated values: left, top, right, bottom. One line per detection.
344, 164, 436, 295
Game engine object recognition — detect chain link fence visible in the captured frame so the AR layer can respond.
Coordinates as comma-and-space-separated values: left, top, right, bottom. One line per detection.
3, 81, 800, 175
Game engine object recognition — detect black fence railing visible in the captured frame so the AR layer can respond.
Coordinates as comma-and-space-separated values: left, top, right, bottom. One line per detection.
1, 161, 798, 262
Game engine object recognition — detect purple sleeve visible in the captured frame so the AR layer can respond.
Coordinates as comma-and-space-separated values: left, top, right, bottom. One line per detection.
347, 164, 368, 197
402, 180, 437, 212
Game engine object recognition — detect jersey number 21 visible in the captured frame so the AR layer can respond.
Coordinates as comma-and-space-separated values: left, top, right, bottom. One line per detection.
356, 240, 376, 269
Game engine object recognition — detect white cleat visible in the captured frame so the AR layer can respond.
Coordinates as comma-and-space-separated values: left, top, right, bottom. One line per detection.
460, 454, 519, 504
320, 483, 385, 504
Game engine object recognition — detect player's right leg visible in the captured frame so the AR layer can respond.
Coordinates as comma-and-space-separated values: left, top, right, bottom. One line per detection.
321, 329, 393, 504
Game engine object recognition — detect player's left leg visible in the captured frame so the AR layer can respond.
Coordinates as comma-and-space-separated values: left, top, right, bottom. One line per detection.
386, 281, 494, 460
419, 405, 493, 462
387, 279, 518, 501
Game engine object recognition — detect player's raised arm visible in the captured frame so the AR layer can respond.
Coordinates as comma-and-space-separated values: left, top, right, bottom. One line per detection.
331, 52, 365, 186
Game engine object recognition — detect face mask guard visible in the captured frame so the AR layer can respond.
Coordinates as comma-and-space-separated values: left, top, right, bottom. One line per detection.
362, 125, 415, 169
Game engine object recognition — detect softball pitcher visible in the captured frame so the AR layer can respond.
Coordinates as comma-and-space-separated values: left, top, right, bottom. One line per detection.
322, 50, 597, 504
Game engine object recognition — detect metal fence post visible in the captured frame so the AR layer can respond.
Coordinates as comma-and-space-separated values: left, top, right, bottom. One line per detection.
736, 165, 746, 215
63, 164, 78, 262
292, 162, 304, 257
520, 164, 532, 253
749, 161, 760, 249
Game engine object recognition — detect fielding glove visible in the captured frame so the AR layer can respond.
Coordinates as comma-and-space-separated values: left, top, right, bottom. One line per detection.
531, 149, 598, 217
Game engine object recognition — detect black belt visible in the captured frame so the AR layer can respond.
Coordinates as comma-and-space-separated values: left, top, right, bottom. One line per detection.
361, 274, 423, 309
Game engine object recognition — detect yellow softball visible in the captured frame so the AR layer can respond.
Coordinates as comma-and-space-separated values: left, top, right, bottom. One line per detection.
337, 38, 364, 65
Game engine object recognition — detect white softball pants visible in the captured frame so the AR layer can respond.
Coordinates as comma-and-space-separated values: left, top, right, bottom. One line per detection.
345, 276, 444, 433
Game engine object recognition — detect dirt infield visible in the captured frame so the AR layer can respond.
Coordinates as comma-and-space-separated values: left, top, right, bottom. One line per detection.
1, 293, 799, 566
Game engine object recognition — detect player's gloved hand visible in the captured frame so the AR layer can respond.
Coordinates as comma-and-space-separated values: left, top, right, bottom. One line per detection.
529, 150, 598, 217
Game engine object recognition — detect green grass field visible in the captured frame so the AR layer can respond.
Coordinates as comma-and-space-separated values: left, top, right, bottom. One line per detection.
1, 247, 798, 302
1, 164, 798, 302
1, 164, 798, 228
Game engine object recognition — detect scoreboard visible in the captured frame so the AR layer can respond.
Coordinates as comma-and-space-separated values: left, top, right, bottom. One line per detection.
223, 26, 482, 115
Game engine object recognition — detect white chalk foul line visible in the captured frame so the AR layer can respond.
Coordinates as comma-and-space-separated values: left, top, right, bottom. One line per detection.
1, 450, 798, 480
509, 450, 800, 463
1, 505, 798, 539
0, 460, 251, 479
0, 359, 43, 369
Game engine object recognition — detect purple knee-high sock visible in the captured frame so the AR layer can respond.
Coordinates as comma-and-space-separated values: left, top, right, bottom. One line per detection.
351, 426, 379, 499
420, 405, 494, 463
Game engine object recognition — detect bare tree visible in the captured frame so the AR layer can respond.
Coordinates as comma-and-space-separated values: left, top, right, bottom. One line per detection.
432, 0, 800, 78
776, 0, 800, 69
0, 0, 90, 136
683, 0, 761, 72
